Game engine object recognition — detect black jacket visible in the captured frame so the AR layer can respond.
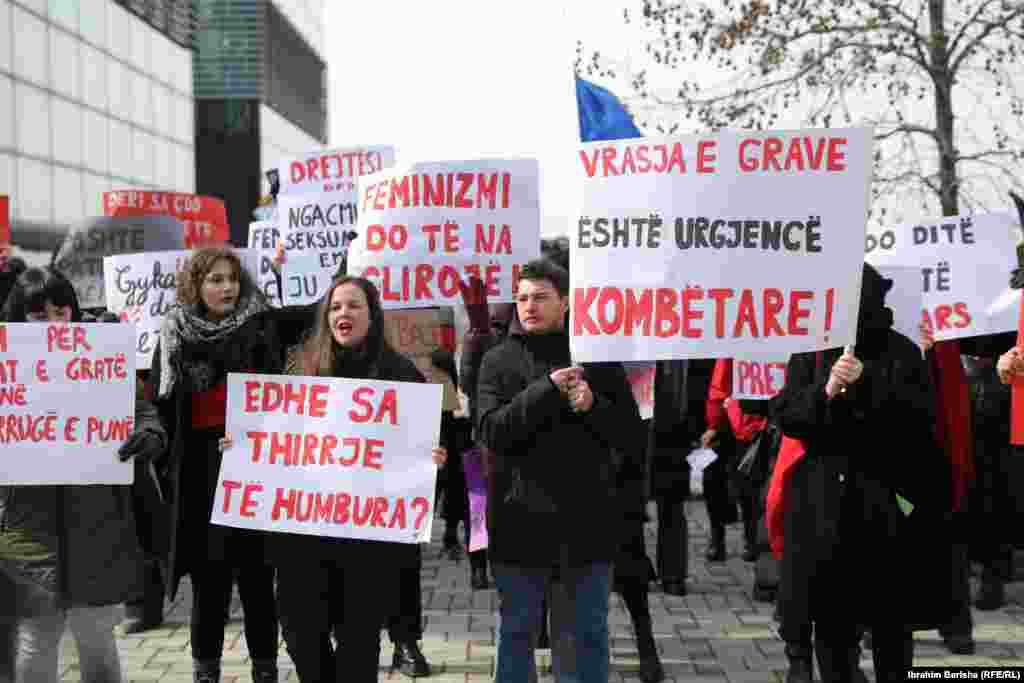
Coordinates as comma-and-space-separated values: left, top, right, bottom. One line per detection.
476, 329, 640, 568
0, 396, 161, 614
151, 310, 287, 599
774, 332, 955, 630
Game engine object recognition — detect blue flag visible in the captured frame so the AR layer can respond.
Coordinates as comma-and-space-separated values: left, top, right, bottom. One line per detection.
575, 77, 642, 142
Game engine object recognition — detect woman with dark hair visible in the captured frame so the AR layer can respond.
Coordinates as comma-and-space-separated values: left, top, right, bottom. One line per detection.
151, 247, 283, 683
0, 265, 82, 322
0, 267, 153, 683
224, 275, 447, 683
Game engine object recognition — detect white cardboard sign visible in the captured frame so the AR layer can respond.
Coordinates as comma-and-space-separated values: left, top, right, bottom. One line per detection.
570, 128, 873, 362
347, 159, 542, 309
212, 373, 442, 543
0, 323, 136, 485
866, 211, 1020, 341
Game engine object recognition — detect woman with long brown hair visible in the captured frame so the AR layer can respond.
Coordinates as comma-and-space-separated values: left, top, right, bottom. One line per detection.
151, 246, 283, 683
225, 275, 446, 682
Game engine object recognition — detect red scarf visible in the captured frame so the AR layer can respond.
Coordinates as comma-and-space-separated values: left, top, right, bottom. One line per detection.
766, 435, 806, 559
929, 340, 974, 513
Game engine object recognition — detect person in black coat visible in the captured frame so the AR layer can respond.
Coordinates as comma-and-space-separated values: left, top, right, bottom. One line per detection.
235, 276, 446, 683
774, 264, 954, 682
962, 331, 1017, 609
477, 259, 640, 683
151, 247, 284, 683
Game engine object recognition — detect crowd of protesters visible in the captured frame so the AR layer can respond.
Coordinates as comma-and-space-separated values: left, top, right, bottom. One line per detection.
0, 207, 1022, 683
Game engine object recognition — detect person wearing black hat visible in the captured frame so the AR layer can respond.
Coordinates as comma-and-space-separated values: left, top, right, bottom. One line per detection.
773, 264, 956, 681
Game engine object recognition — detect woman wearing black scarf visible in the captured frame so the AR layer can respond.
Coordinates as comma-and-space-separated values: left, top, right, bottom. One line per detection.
151, 247, 284, 683
257, 276, 447, 682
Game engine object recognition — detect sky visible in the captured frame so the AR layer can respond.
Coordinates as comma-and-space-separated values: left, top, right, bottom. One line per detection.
325, 1, 634, 238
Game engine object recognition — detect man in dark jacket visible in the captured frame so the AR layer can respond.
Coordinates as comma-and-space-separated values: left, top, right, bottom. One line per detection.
477, 259, 641, 683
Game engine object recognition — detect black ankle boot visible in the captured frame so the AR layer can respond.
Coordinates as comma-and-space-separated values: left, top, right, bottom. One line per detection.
392, 641, 431, 677
706, 525, 726, 562
193, 659, 221, 683
976, 576, 1006, 611
785, 643, 814, 683
635, 620, 665, 683
251, 658, 278, 683
814, 642, 862, 683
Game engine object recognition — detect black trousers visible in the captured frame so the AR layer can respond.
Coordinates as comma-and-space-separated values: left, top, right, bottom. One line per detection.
387, 548, 423, 643
813, 621, 912, 683
702, 458, 738, 529
441, 448, 469, 535
654, 497, 688, 582
278, 560, 398, 683
190, 562, 279, 661
941, 539, 974, 638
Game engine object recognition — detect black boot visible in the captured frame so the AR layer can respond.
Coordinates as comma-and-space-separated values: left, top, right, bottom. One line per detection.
705, 524, 726, 562
392, 641, 431, 678
193, 659, 221, 683
784, 642, 814, 683
635, 620, 665, 683
975, 577, 1006, 610
471, 566, 490, 590
251, 658, 278, 683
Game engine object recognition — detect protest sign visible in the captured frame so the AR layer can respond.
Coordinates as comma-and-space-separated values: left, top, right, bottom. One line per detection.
464, 447, 488, 552
276, 145, 397, 197
622, 361, 655, 419
0, 323, 136, 485
874, 265, 925, 345
347, 159, 542, 309
212, 373, 442, 543
866, 211, 1019, 341
104, 250, 189, 369
52, 215, 185, 309
104, 250, 263, 369
248, 221, 281, 306
279, 227, 355, 307
570, 128, 873, 362
0, 195, 9, 243
104, 191, 229, 248
383, 309, 459, 411
732, 356, 790, 401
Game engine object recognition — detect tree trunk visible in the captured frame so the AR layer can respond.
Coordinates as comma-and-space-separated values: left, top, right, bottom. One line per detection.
929, 0, 959, 217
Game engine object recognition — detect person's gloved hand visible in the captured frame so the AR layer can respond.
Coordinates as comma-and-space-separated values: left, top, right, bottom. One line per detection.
458, 276, 491, 332
1011, 268, 1024, 290
117, 429, 165, 464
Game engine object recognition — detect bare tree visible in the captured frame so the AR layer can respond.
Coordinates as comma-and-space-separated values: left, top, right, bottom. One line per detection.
577, 0, 1024, 221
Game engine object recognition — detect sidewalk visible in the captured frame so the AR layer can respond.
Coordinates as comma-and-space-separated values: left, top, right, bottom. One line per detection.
59, 501, 1024, 682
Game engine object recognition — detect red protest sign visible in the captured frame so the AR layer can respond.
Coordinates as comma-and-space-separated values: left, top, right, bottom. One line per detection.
103, 191, 229, 248
0, 195, 9, 243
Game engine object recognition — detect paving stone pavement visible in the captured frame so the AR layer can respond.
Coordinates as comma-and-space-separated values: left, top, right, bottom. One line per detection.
58, 501, 1024, 682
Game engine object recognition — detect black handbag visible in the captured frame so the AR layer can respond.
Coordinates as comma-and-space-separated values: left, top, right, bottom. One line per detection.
732, 423, 782, 498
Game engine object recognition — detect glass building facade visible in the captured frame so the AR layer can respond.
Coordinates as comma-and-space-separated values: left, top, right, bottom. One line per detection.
0, 0, 196, 262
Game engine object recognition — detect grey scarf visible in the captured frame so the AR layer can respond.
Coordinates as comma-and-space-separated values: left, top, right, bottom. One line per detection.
157, 294, 267, 399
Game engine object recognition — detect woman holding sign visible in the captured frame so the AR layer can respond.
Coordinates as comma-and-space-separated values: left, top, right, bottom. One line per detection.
772, 265, 954, 681
151, 247, 284, 683
0, 267, 149, 683
223, 275, 446, 683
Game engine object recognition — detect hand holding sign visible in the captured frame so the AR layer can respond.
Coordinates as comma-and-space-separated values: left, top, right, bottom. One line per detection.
827, 345, 862, 399
919, 321, 936, 354
997, 347, 1024, 385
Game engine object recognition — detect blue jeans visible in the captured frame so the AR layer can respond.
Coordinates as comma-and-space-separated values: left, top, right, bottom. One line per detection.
492, 562, 611, 683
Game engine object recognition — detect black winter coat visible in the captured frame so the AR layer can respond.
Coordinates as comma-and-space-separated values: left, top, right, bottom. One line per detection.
0, 397, 161, 614
151, 310, 287, 600
476, 330, 641, 568
774, 332, 956, 631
